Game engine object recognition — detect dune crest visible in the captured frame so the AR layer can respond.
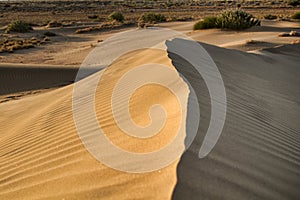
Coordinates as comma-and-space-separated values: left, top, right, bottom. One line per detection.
0, 49, 189, 199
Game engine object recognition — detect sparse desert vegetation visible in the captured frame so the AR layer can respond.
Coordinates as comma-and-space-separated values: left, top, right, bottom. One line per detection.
138, 13, 166, 27
217, 9, 260, 30
194, 9, 260, 30
0, 36, 50, 53
264, 14, 277, 20
108, 11, 125, 23
75, 21, 133, 34
291, 12, 300, 19
194, 16, 219, 30
6, 20, 33, 33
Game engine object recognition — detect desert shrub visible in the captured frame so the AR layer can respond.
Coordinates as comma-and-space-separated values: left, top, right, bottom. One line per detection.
264, 14, 277, 20
291, 12, 300, 19
108, 11, 124, 22
194, 16, 219, 30
6, 20, 33, 33
193, 10, 260, 31
0, 37, 47, 53
217, 9, 260, 30
139, 12, 166, 23
287, 0, 300, 6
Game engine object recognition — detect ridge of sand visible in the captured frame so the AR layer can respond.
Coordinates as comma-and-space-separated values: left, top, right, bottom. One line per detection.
0, 48, 188, 200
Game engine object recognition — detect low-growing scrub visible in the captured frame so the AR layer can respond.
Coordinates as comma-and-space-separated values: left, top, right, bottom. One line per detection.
169, 16, 193, 22
291, 12, 300, 19
75, 21, 131, 34
264, 14, 277, 20
108, 11, 124, 22
6, 20, 33, 33
139, 12, 166, 24
217, 9, 260, 30
0, 36, 49, 53
194, 9, 260, 30
193, 16, 219, 30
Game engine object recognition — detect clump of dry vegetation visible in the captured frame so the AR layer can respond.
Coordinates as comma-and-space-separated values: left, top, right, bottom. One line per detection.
108, 11, 124, 23
75, 21, 130, 34
194, 16, 219, 30
138, 12, 166, 27
6, 20, 32, 33
264, 14, 277, 20
217, 9, 260, 30
0, 36, 50, 53
194, 9, 260, 30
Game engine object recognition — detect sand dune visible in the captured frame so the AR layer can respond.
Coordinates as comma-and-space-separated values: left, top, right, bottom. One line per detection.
0, 49, 186, 199
0, 30, 300, 200
172, 43, 300, 200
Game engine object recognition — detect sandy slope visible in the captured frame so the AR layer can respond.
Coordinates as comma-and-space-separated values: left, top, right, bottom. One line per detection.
0, 49, 188, 199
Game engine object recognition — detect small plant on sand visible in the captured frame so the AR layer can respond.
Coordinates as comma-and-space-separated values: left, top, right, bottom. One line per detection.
217, 9, 260, 30
138, 12, 167, 28
291, 12, 300, 19
108, 11, 124, 23
6, 20, 33, 33
193, 16, 219, 30
264, 14, 277, 20
139, 12, 166, 23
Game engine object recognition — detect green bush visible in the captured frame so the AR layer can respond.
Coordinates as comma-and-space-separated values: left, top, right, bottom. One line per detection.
108, 11, 124, 22
194, 16, 219, 30
6, 20, 33, 33
217, 9, 260, 30
193, 10, 260, 31
291, 12, 300, 19
139, 12, 167, 23
264, 14, 277, 20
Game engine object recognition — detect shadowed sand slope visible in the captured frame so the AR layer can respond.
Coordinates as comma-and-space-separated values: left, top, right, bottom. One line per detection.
171, 42, 300, 200
0, 49, 189, 199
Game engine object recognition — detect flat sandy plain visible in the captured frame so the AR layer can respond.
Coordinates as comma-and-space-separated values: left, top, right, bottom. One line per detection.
0, 1, 300, 200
